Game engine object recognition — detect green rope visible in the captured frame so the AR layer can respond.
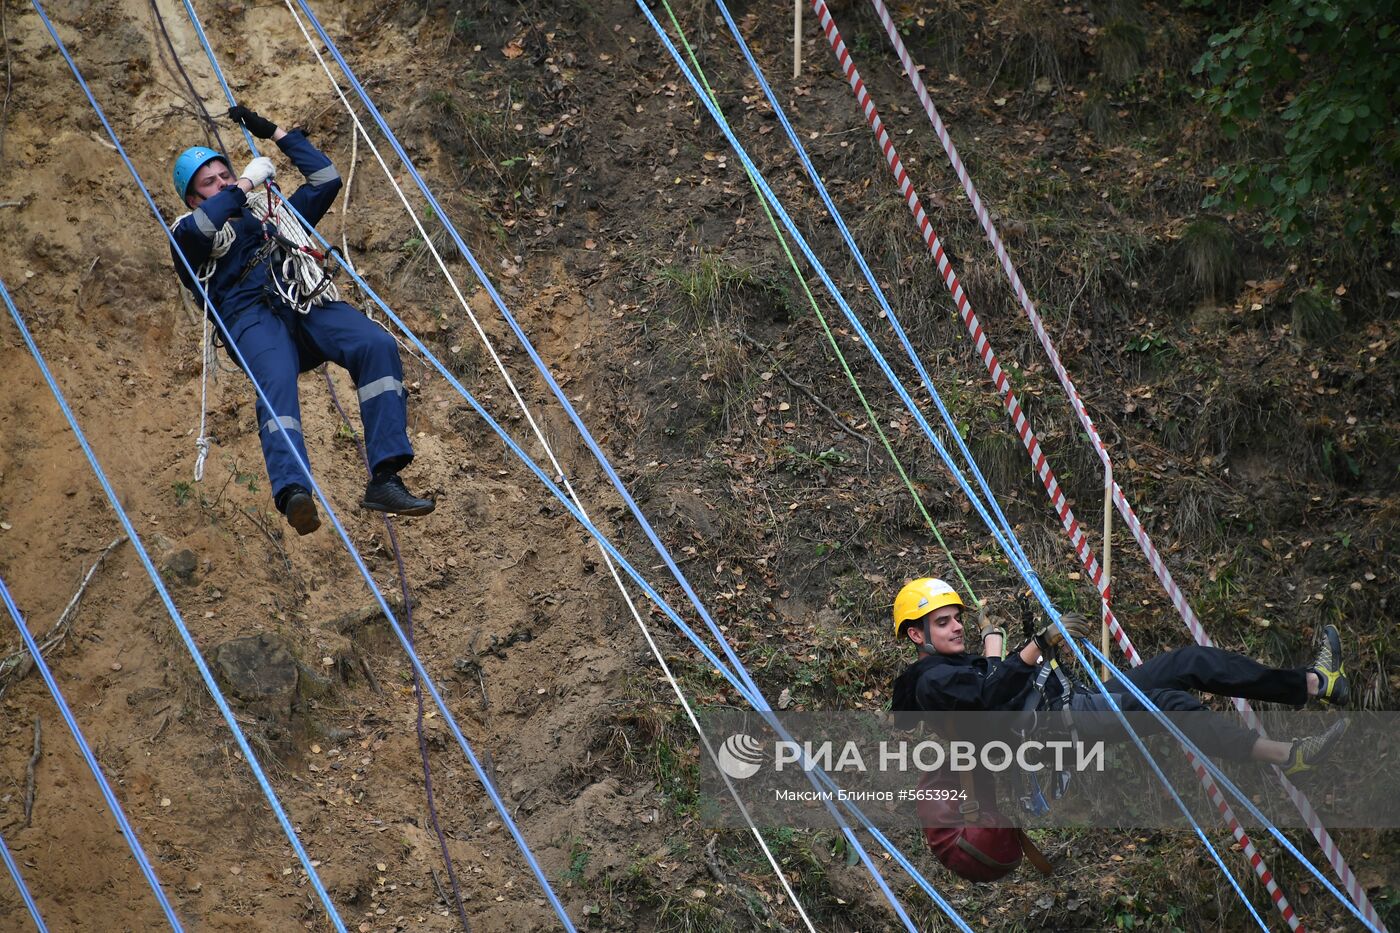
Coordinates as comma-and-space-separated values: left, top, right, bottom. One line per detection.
657, 1, 978, 606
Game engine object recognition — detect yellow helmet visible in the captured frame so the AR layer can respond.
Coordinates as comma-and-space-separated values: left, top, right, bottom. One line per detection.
892, 577, 964, 640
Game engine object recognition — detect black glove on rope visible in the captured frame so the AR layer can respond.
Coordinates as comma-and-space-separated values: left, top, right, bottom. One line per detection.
228, 105, 278, 140
1034, 612, 1093, 655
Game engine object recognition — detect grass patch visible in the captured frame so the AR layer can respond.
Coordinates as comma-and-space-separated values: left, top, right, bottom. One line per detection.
1178, 216, 1240, 302
657, 253, 757, 321
996, 0, 1084, 89
1098, 18, 1147, 86
1289, 285, 1344, 343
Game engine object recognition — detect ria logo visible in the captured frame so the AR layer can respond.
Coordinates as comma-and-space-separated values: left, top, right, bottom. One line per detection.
717, 733, 765, 779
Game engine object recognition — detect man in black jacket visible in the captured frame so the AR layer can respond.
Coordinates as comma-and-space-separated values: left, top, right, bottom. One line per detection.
890, 577, 1349, 774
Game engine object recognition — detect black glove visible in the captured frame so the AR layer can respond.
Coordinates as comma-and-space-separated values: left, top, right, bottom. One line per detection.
228, 105, 278, 139
975, 605, 1006, 643
1034, 613, 1093, 653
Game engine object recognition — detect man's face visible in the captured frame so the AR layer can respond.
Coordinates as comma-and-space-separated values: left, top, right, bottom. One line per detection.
907, 604, 964, 654
185, 159, 234, 209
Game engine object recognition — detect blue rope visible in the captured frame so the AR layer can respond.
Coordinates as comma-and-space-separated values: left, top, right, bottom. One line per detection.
287, 22, 1006, 904
32, 4, 576, 926
1, 266, 342, 931
286, 0, 773, 707
263, 3, 957, 925
170, 6, 940, 924
636, 3, 1054, 600
1072, 638, 1375, 931
701, 9, 1272, 920
0, 826, 48, 932
24, 8, 354, 928
0, 571, 181, 930
290, 7, 1356, 927
638, 7, 1334, 922
165, 5, 1316, 930
710, 0, 1033, 577
202, 4, 1325, 929
713, 5, 1271, 915
174, 1, 936, 919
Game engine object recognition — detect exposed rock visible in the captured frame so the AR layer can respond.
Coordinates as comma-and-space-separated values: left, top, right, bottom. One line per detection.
210, 634, 299, 721
164, 549, 198, 584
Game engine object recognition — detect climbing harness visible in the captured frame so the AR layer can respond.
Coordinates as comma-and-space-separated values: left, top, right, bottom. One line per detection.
174, 183, 339, 315
1012, 603, 1080, 818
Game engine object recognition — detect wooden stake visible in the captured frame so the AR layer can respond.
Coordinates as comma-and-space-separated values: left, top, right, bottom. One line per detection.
1102, 465, 1113, 681
793, 0, 803, 79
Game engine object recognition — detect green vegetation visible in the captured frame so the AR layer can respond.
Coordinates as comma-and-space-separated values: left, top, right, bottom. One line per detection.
1192, 0, 1400, 245
657, 253, 758, 320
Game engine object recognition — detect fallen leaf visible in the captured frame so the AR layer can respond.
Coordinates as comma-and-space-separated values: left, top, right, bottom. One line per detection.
502, 41, 524, 59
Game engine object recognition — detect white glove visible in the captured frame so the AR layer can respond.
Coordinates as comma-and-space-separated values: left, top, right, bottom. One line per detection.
239, 156, 276, 188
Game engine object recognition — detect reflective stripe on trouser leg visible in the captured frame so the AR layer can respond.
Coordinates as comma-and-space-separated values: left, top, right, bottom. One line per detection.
256, 397, 313, 498
357, 358, 413, 475
300, 302, 413, 474
234, 308, 314, 499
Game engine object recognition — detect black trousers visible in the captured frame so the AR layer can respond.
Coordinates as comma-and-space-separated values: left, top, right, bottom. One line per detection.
1067, 645, 1309, 760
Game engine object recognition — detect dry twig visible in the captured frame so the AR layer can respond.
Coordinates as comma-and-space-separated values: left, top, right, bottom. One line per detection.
0, 0, 13, 173
22, 717, 41, 828
737, 333, 877, 455
0, 535, 127, 700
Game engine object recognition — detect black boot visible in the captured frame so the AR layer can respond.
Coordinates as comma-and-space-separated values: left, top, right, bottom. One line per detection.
361, 473, 435, 516
276, 484, 321, 536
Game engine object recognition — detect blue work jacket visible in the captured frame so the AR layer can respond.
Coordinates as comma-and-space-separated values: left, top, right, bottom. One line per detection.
170, 130, 341, 336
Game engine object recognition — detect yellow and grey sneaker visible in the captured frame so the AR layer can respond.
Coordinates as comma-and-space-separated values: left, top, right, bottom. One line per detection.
1284, 718, 1350, 777
1308, 624, 1350, 708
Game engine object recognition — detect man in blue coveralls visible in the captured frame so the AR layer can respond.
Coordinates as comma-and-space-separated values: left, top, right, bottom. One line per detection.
170, 105, 434, 536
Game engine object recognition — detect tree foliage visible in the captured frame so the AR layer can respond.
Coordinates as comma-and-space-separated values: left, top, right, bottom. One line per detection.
1191, 0, 1399, 246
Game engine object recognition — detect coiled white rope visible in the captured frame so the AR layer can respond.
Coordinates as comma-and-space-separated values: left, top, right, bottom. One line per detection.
174, 183, 339, 312
194, 311, 212, 481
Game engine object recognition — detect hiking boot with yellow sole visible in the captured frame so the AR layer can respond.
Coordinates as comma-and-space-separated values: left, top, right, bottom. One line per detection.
1283, 718, 1349, 777
1309, 624, 1349, 708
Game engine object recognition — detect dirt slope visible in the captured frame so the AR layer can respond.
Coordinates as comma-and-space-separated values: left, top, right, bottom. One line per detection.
1, 0, 1396, 931
0, 2, 664, 930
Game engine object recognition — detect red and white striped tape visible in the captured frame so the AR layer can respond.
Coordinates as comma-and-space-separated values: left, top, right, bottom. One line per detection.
805, 1, 1325, 927
859, 2, 1382, 927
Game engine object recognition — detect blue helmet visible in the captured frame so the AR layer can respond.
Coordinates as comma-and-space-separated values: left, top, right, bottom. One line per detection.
172, 145, 229, 200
